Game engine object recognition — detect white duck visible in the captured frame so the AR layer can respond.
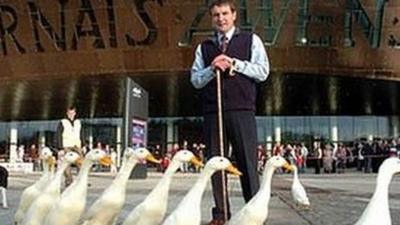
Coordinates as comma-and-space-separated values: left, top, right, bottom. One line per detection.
228, 156, 293, 225
43, 149, 112, 225
354, 157, 400, 225
14, 147, 55, 225
122, 150, 204, 225
81, 147, 160, 225
162, 156, 241, 225
291, 165, 310, 208
21, 151, 82, 225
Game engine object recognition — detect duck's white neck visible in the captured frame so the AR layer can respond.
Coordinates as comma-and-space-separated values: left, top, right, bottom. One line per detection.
356, 167, 394, 225
369, 169, 393, 205
146, 159, 181, 199
293, 167, 299, 181
56, 161, 71, 175
39, 160, 53, 183
42, 160, 50, 173
258, 164, 276, 198
165, 159, 182, 176
47, 162, 70, 193
68, 159, 94, 192
180, 167, 215, 206
112, 158, 139, 186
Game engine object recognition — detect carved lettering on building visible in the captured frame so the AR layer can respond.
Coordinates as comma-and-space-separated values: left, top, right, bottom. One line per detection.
0, 0, 164, 55
180, 0, 393, 48
0, 5, 26, 55
0, 0, 398, 56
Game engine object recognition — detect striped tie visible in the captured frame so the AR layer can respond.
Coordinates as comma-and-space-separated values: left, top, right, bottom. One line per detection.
220, 35, 228, 53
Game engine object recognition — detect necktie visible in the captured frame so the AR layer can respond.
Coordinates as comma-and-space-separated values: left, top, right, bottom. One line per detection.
220, 35, 228, 53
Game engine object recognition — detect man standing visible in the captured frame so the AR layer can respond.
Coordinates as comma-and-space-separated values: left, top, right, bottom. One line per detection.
56, 106, 83, 187
190, 0, 269, 224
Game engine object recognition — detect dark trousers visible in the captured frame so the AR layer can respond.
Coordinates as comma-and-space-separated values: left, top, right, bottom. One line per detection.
204, 110, 260, 220
0, 166, 8, 188
315, 159, 321, 174
63, 147, 83, 187
364, 157, 372, 173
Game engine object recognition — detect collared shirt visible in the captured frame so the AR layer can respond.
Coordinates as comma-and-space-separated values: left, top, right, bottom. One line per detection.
191, 27, 270, 89
217, 26, 235, 45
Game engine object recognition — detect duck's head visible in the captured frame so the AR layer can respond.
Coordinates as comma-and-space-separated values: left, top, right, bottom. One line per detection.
64, 151, 83, 167
85, 149, 112, 166
40, 147, 56, 167
266, 156, 293, 172
379, 157, 400, 176
124, 147, 160, 164
40, 147, 53, 159
205, 156, 242, 176
172, 150, 204, 167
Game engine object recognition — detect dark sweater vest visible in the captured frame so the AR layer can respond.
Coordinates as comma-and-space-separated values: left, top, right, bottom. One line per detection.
201, 32, 256, 114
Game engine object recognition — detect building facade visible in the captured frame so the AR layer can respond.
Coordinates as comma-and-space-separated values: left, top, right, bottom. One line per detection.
0, 0, 400, 155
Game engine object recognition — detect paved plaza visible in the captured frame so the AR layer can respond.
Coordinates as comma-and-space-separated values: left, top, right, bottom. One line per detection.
1, 169, 400, 225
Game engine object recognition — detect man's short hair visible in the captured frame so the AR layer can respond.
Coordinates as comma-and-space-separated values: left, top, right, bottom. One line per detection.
208, 0, 237, 13
67, 106, 76, 111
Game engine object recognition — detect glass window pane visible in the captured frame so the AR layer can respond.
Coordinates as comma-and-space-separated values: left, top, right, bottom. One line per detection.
337, 117, 354, 142
309, 116, 330, 140
282, 116, 306, 141
256, 117, 273, 143
376, 117, 389, 138
354, 116, 376, 139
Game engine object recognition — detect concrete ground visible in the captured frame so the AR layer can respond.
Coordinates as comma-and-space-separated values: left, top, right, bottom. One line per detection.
1, 169, 400, 225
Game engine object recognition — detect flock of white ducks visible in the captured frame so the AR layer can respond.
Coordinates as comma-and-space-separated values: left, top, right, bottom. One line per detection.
43, 149, 112, 225
21, 151, 82, 225
122, 149, 203, 225
228, 156, 292, 225
81, 147, 160, 225
13, 147, 400, 225
162, 156, 241, 225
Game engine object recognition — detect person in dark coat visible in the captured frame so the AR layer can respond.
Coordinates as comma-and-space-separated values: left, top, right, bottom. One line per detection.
190, 0, 269, 224
55, 106, 83, 187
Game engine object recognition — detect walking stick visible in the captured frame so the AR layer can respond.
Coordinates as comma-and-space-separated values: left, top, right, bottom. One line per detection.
215, 69, 228, 222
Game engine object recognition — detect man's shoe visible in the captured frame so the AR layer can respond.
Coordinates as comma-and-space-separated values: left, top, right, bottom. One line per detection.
207, 219, 225, 225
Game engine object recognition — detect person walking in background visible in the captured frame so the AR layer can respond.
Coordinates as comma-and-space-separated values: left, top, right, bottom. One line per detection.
323, 143, 333, 173
28, 144, 40, 171
153, 144, 163, 172
301, 142, 309, 170
362, 140, 373, 173
273, 142, 283, 156
314, 141, 322, 174
110, 150, 118, 174
56, 106, 83, 187
190, 0, 269, 223
17, 145, 25, 162
356, 142, 364, 171
180, 140, 189, 173
160, 153, 171, 172
335, 143, 347, 173
93, 142, 105, 172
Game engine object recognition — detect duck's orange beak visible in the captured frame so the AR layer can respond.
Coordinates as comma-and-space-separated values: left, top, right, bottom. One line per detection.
99, 156, 112, 166
46, 156, 56, 167
190, 157, 204, 168
226, 164, 242, 176
146, 154, 161, 164
74, 158, 83, 167
283, 163, 294, 172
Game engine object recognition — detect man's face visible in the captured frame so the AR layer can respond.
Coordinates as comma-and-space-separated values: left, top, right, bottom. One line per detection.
210, 4, 236, 34
66, 109, 76, 120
